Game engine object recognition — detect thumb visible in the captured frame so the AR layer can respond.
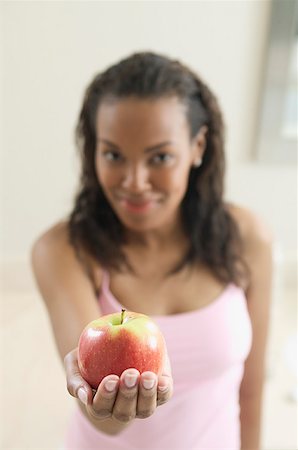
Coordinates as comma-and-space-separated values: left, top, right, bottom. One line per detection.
64, 348, 92, 405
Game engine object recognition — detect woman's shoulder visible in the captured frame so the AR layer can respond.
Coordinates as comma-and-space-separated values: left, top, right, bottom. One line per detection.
226, 203, 274, 292
226, 202, 274, 247
31, 220, 73, 258
31, 220, 103, 293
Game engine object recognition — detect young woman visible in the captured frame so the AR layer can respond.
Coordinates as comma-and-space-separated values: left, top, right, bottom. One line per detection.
31, 52, 273, 450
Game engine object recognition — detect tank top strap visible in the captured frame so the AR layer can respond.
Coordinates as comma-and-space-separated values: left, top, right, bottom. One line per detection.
100, 268, 110, 292
99, 269, 127, 314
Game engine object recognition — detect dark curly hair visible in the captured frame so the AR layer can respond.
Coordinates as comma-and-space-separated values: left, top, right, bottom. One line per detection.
68, 51, 249, 286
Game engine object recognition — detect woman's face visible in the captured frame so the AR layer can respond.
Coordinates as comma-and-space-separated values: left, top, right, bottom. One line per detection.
95, 96, 205, 233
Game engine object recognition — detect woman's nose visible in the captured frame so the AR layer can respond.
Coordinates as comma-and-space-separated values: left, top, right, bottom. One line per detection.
121, 163, 151, 193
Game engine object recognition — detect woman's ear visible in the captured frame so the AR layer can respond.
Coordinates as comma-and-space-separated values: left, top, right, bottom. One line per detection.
192, 125, 208, 166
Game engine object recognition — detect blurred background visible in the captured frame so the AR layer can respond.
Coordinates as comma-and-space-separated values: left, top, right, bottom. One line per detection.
1, 1, 297, 449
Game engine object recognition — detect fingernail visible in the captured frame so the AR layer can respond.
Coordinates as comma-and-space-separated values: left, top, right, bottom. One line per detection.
105, 380, 118, 392
125, 374, 138, 388
78, 387, 88, 405
142, 378, 155, 390
158, 384, 169, 392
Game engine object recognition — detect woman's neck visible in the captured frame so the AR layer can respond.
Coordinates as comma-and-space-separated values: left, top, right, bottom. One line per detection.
123, 210, 187, 251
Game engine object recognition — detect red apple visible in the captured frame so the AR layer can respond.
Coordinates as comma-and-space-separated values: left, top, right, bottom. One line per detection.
78, 309, 166, 389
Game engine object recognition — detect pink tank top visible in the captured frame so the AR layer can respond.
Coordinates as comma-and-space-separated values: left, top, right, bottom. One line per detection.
64, 271, 252, 450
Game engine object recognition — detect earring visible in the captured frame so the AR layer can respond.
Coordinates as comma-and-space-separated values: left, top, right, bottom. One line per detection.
193, 158, 202, 168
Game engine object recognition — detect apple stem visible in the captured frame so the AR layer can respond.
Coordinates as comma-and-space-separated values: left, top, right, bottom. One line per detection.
121, 309, 126, 325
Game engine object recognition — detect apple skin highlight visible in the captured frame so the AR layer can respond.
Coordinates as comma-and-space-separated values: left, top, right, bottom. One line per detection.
78, 311, 166, 389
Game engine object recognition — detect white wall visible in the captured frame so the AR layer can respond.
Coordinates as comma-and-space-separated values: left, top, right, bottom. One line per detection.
1, 1, 296, 270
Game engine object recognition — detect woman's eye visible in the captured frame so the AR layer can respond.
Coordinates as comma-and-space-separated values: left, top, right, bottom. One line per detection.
102, 150, 123, 162
150, 153, 173, 165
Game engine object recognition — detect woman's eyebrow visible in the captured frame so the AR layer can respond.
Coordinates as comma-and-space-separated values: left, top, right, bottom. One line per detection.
97, 138, 173, 153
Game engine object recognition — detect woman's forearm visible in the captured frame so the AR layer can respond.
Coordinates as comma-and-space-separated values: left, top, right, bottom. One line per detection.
240, 392, 263, 450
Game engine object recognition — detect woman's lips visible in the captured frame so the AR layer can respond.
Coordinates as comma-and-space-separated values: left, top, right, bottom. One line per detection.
119, 198, 156, 214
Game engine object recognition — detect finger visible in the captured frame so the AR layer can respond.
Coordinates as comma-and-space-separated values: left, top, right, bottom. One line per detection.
64, 348, 92, 406
156, 349, 173, 403
87, 375, 120, 420
136, 371, 157, 419
112, 368, 140, 424
157, 373, 173, 406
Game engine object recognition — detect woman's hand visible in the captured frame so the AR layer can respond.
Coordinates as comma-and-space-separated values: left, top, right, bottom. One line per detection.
64, 348, 173, 424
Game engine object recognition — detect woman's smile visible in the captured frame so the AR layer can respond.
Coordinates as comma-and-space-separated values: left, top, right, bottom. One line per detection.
119, 198, 156, 214
114, 192, 163, 215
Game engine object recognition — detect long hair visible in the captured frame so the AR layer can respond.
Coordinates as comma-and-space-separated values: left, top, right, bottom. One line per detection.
68, 52, 249, 286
